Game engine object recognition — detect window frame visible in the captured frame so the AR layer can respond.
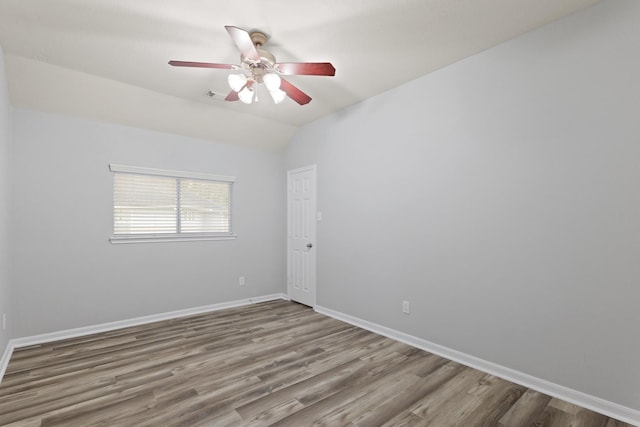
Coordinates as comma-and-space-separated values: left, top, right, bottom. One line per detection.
109, 164, 237, 244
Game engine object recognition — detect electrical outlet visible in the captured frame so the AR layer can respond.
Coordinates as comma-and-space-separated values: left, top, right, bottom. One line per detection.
402, 300, 410, 314
239, 276, 245, 286
2, 313, 6, 330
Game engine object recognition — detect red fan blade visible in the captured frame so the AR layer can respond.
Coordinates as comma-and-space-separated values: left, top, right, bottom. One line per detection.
225, 90, 239, 101
169, 60, 234, 69
280, 78, 312, 105
225, 26, 260, 62
276, 62, 335, 76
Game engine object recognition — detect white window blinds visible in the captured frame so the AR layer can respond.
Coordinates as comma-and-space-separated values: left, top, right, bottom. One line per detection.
110, 165, 235, 242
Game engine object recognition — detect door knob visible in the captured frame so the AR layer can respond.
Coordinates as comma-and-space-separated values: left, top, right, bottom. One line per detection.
307, 243, 313, 249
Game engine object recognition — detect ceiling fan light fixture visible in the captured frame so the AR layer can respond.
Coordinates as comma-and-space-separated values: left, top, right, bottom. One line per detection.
228, 73, 247, 92
263, 73, 281, 91
269, 88, 286, 104
238, 86, 254, 104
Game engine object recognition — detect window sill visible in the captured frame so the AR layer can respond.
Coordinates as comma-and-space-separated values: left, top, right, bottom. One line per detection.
110, 234, 237, 244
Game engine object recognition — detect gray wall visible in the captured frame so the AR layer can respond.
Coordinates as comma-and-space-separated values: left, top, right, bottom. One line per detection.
0, 47, 12, 353
11, 109, 286, 337
286, 0, 640, 411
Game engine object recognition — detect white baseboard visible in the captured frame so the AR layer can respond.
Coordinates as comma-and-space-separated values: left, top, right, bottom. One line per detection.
0, 293, 287, 383
314, 304, 640, 426
0, 340, 12, 384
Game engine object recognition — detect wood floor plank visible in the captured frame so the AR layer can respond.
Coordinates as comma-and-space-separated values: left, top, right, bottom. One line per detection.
451, 376, 526, 427
272, 361, 466, 427
498, 388, 553, 426
243, 399, 305, 427
380, 410, 426, 427
237, 340, 417, 423
409, 367, 485, 418
408, 368, 487, 425
0, 300, 634, 427
533, 405, 610, 427
39, 391, 157, 427
320, 373, 424, 427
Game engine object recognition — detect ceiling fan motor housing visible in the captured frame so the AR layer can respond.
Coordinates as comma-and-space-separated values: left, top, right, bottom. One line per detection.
249, 30, 269, 47
241, 31, 276, 72
241, 48, 275, 67
240, 31, 276, 84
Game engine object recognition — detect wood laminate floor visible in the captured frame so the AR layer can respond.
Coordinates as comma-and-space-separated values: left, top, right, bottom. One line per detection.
0, 300, 634, 426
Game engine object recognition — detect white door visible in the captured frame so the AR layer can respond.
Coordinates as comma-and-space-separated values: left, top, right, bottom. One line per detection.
287, 165, 317, 306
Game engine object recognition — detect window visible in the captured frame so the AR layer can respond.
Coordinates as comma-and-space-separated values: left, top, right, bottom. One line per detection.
109, 164, 235, 243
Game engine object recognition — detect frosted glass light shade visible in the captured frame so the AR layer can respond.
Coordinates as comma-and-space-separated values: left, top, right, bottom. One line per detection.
263, 73, 281, 91
269, 88, 286, 104
238, 87, 254, 104
228, 74, 247, 92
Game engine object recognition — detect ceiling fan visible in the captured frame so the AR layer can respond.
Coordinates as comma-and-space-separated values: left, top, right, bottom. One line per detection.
169, 26, 336, 106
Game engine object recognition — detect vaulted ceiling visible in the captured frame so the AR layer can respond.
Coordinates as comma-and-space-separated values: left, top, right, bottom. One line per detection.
0, 0, 600, 150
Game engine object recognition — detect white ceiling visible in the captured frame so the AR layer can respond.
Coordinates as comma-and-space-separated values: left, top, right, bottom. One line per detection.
0, 0, 600, 150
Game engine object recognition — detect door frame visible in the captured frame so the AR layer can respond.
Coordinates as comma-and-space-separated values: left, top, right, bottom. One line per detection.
286, 164, 317, 307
